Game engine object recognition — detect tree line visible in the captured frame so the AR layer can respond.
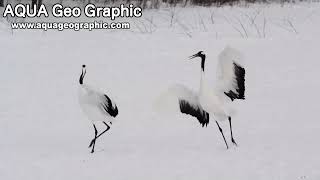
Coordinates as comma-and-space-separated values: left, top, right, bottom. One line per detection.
0, 0, 298, 9
0, 0, 43, 8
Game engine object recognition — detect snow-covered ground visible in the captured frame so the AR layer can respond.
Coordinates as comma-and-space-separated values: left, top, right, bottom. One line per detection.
1, 2, 320, 180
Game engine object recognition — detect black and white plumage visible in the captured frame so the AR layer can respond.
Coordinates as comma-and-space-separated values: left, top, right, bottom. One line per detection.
216, 47, 246, 102
179, 99, 209, 127
223, 64, 245, 101
78, 65, 118, 153
156, 46, 246, 149
155, 84, 210, 127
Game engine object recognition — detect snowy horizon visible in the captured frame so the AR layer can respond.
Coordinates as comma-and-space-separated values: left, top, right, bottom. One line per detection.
1, 1, 320, 180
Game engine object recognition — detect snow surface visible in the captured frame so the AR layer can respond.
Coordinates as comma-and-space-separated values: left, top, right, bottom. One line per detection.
1, 3, 320, 180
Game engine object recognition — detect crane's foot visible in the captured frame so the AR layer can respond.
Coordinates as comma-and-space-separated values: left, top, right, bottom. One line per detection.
231, 138, 238, 146
90, 140, 96, 153
222, 135, 229, 149
88, 139, 95, 148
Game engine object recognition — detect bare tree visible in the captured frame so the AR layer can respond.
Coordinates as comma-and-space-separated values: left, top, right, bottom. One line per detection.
31, 0, 43, 10
152, 0, 160, 9
38, 0, 43, 7
31, 0, 37, 8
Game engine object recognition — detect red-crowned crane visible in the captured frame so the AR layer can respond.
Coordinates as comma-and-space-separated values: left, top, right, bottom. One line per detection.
156, 47, 246, 149
78, 65, 118, 153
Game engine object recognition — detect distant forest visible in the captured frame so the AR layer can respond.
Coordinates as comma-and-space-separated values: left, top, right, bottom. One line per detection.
0, 0, 307, 9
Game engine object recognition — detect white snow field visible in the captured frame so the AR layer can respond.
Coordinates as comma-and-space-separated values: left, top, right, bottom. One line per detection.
1, 2, 320, 180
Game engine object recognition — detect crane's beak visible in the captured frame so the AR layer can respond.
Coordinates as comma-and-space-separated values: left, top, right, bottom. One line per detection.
189, 53, 198, 60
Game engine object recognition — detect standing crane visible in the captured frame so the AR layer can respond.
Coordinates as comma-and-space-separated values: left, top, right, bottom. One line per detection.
78, 65, 119, 153
156, 47, 246, 149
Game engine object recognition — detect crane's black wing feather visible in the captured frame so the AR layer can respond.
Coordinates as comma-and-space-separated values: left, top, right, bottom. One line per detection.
179, 99, 209, 127
101, 94, 118, 117
224, 63, 245, 101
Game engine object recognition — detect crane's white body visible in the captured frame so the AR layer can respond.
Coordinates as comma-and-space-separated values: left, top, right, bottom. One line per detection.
77, 65, 118, 153
78, 84, 115, 123
155, 46, 244, 123
203, 47, 244, 120
198, 70, 230, 121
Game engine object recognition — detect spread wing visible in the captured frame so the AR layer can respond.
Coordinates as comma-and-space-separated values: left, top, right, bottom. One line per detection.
179, 99, 209, 127
155, 84, 209, 127
216, 46, 246, 101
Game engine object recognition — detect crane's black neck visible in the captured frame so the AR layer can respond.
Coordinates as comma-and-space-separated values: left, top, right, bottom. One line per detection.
79, 69, 85, 85
200, 54, 206, 72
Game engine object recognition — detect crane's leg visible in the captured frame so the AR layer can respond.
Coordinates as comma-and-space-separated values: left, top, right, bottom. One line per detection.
215, 121, 229, 149
90, 124, 98, 153
228, 116, 237, 146
89, 122, 111, 148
